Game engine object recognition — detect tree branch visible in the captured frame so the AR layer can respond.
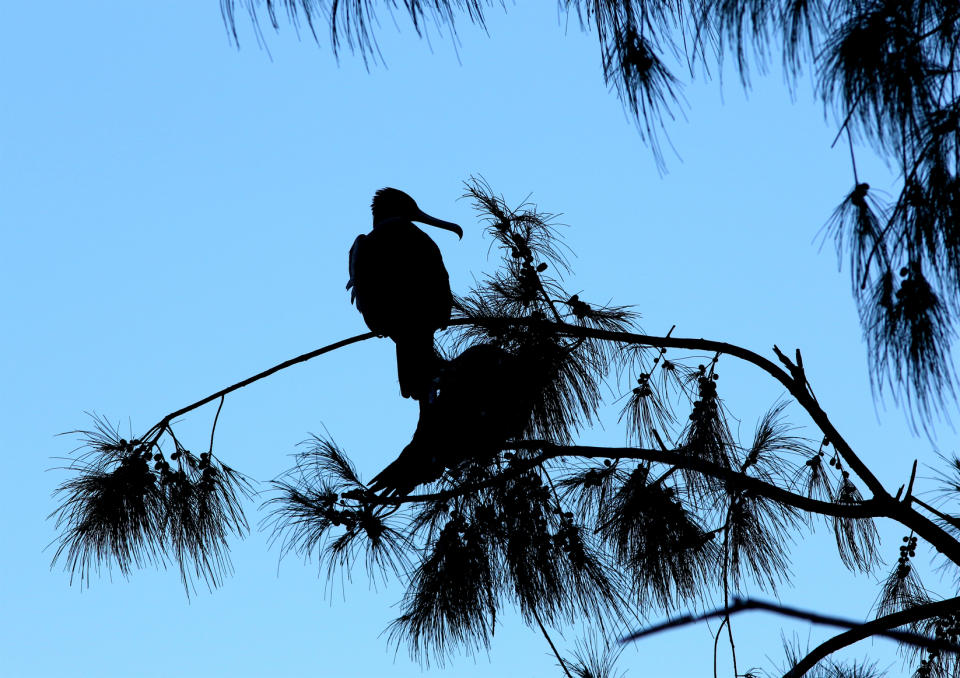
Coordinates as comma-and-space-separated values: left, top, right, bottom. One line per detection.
478, 319, 960, 566
135, 319, 877, 513
466, 313, 890, 500
532, 609, 574, 678
359, 442, 883, 520
912, 496, 960, 531
547, 322, 890, 502
530, 444, 883, 519
131, 318, 960, 565
620, 597, 960, 664
784, 596, 960, 678
142, 331, 376, 438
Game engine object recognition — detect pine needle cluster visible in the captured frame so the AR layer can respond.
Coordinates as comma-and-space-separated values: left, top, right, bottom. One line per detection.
50, 415, 252, 593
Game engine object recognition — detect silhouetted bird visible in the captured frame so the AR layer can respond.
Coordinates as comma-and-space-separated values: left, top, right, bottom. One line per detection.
368, 343, 542, 496
347, 188, 462, 400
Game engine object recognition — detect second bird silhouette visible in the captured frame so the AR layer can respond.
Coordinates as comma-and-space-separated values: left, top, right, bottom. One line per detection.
347, 188, 462, 400
368, 343, 542, 496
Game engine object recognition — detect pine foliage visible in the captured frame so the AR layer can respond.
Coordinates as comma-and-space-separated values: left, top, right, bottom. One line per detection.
222, 0, 960, 423
49, 182, 960, 676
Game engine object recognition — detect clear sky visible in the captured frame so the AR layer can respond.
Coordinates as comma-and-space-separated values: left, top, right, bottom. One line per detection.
4, 2, 958, 677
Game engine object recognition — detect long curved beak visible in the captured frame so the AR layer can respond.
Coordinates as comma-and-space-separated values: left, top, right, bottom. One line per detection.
414, 209, 463, 240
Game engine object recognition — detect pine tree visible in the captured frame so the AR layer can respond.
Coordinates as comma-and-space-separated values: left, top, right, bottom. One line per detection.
51, 180, 960, 677
222, 0, 960, 424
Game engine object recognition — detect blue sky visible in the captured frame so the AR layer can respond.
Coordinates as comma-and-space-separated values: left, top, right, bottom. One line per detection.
4, 2, 958, 676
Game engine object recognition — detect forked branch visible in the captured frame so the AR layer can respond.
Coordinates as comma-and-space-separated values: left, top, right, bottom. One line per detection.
127, 317, 960, 565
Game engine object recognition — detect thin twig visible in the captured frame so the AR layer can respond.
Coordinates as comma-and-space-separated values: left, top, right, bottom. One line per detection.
713, 615, 728, 678
726, 610, 738, 678
143, 331, 375, 439
905, 459, 919, 501
912, 496, 960, 531
721, 515, 739, 678
722, 519, 739, 678
847, 128, 859, 185
830, 89, 869, 149
533, 609, 574, 678
209, 395, 225, 457
534, 271, 565, 324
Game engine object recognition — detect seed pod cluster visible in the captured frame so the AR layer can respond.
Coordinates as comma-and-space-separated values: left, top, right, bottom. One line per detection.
689, 368, 720, 423
896, 534, 918, 579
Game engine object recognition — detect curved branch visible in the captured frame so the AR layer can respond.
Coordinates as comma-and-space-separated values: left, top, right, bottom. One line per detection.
462, 314, 887, 498
361, 442, 882, 520
622, 597, 960, 660
133, 318, 960, 565
545, 322, 889, 500
469, 318, 960, 566
525, 443, 883, 520
784, 596, 960, 678
912, 496, 960, 531
140, 318, 877, 507
144, 331, 376, 437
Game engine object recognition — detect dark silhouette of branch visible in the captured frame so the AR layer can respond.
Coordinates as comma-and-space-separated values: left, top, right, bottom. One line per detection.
546, 322, 888, 498
113, 314, 960, 566
533, 444, 881, 520
783, 596, 960, 677
117, 315, 911, 516
912, 496, 960, 531
359, 442, 882, 521
141, 331, 375, 437
208, 395, 225, 455
622, 597, 960, 662
512, 319, 960, 566
533, 609, 575, 678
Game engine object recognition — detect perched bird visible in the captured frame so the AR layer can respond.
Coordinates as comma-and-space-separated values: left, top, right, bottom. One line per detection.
368, 343, 542, 496
347, 188, 462, 400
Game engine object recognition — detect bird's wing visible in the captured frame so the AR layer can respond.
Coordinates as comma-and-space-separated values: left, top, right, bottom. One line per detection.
402, 227, 453, 328
346, 234, 365, 303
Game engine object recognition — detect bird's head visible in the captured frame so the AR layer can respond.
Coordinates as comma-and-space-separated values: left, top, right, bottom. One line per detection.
371, 188, 463, 239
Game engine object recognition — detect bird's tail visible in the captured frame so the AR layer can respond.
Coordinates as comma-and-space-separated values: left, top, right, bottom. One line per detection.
368, 439, 443, 497
395, 333, 440, 400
